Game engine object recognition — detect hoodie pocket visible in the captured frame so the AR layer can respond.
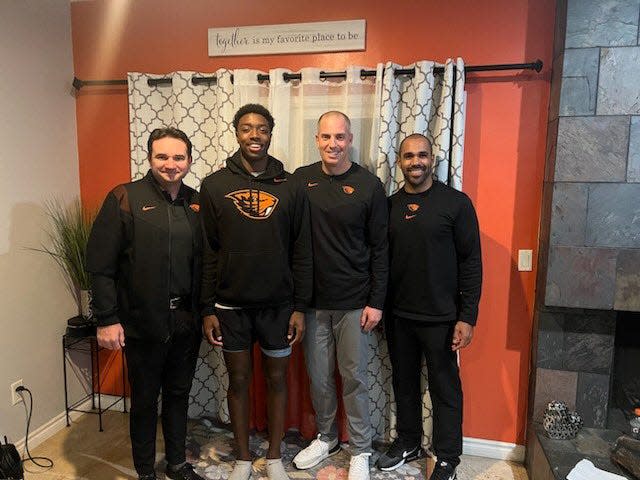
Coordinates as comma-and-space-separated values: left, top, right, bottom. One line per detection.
218, 250, 292, 305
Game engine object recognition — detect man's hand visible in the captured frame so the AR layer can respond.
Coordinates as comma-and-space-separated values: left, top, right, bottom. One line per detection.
288, 311, 305, 345
97, 323, 125, 350
451, 321, 474, 351
203, 314, 223, 346
360, 306, 383, 332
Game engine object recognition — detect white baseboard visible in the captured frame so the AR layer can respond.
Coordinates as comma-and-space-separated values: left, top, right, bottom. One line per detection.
463, 436, 525, 462
14, 394, 126, 452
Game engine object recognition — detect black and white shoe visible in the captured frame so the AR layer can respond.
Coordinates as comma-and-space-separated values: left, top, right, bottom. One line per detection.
375, 439, 421, 471
428, 460, 457, 480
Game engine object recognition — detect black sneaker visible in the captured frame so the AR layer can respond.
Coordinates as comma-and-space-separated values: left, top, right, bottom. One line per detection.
165, 462, 205, 480
429, 460, 457, 480
376, 439, 421, 471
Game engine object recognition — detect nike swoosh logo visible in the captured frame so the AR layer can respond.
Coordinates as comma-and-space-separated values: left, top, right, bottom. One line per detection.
307, 182, 319, 187
405, 214, 416, 220
273, 177, 287, 183
142, 205, 157, 211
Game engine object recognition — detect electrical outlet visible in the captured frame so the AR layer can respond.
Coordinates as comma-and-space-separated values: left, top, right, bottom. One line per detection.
10, 379, 23, 405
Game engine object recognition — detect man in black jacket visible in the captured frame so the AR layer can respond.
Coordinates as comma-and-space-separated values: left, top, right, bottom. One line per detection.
377, 133, 482, 480
200, 104, 312, 480
292, 111, 388, 480
87, 127, 204, 480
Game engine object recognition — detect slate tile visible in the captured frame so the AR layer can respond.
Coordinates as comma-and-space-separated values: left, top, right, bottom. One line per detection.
555, 116, 628, 182
546, 246, 617, 309
586, 183, 640, 248
614, 248, 640, 311
598, 46, 640, 115
566, 0, 640, 48
550, 183, 588, 246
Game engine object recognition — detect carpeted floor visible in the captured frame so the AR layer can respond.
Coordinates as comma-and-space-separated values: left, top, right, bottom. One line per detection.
26, 412, 528, 479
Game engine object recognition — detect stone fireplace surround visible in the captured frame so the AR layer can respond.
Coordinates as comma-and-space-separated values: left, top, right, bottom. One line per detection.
526, 0, 640, 478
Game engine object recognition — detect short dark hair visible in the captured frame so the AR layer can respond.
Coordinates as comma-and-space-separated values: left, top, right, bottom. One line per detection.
147, 127, 193, 159
398, 133, 432, 155
233, 104, 275, 132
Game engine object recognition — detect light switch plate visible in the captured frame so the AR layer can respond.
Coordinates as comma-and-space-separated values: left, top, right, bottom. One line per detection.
518, 249, 533, 271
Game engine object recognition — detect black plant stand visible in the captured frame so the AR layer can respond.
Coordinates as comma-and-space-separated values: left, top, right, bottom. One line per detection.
62, 334, 127, 431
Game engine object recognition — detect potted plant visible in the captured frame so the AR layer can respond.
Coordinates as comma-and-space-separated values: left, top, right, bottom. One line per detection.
29, 198, 95, 329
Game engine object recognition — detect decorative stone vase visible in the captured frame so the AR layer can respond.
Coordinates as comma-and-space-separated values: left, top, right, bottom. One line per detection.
543, 401, 583, 440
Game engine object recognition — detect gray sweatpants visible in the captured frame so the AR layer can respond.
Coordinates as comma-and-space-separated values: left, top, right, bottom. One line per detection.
302, 308, 372, 455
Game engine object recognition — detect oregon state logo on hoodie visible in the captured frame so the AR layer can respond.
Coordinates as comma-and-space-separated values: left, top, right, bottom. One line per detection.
225, 189, 279, 220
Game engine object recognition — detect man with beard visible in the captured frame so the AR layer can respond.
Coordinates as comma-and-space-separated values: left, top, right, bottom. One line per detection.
200, 104, 312, 480
376, 134, 482, 480
88, 127, 205, 480
292, 111, 388, 480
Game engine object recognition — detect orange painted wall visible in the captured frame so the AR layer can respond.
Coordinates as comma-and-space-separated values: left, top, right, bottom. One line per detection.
72, 0, 555, 445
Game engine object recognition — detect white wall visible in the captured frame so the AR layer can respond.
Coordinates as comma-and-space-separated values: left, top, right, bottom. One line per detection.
0, 0, 81, 442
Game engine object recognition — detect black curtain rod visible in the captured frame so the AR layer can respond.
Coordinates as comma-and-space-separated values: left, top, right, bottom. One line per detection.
72, 59, 542, 90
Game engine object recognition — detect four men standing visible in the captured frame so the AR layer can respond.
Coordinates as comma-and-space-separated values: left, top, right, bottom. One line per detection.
89, 109, 481, 480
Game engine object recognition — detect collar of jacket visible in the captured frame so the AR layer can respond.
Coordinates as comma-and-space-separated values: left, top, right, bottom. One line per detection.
226, 150, 286, 182
144, 169, 192, 202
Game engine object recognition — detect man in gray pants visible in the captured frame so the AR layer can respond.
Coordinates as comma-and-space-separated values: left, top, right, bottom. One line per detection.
292, 111, 389, 480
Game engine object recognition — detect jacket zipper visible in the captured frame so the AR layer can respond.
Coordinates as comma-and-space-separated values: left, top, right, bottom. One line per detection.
165, 203, 173, 343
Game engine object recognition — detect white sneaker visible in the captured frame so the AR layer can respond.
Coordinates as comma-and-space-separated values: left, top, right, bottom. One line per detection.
266, 458, 289, 480
228, 460, 252, 480
348, 453, 371, 480
292, 434, 340, 469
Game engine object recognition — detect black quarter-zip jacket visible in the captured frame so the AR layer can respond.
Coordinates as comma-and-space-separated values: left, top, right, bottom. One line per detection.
199, 150, 312, 313
293, 161, 389, 310
87, 170, 203, 343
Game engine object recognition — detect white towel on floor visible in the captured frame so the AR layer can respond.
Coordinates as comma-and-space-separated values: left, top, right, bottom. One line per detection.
566, 459, 626, 480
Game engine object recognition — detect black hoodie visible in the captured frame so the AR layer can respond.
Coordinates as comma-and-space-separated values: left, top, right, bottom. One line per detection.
200, 150, 312, 313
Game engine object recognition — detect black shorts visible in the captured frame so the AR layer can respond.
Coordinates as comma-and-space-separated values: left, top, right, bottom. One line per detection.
216, 305, 292, 357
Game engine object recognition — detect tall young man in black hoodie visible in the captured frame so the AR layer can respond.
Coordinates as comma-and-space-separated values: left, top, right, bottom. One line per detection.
200, 104, 312, 480
377, 134, 482, 480
292, 111, 388, 480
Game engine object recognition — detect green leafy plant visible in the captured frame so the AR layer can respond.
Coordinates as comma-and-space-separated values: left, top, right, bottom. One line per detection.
29, 198, 95, 315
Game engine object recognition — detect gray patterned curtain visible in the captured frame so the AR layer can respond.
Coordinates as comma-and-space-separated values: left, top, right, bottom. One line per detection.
128, 70, 237, 186
126, 59, 466, 448
374, 58, 466, 195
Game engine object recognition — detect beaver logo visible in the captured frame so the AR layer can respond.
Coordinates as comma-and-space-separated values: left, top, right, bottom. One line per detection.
407, 203, 420, 212
225, 189, 279, 220
342, 185, 355, 195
